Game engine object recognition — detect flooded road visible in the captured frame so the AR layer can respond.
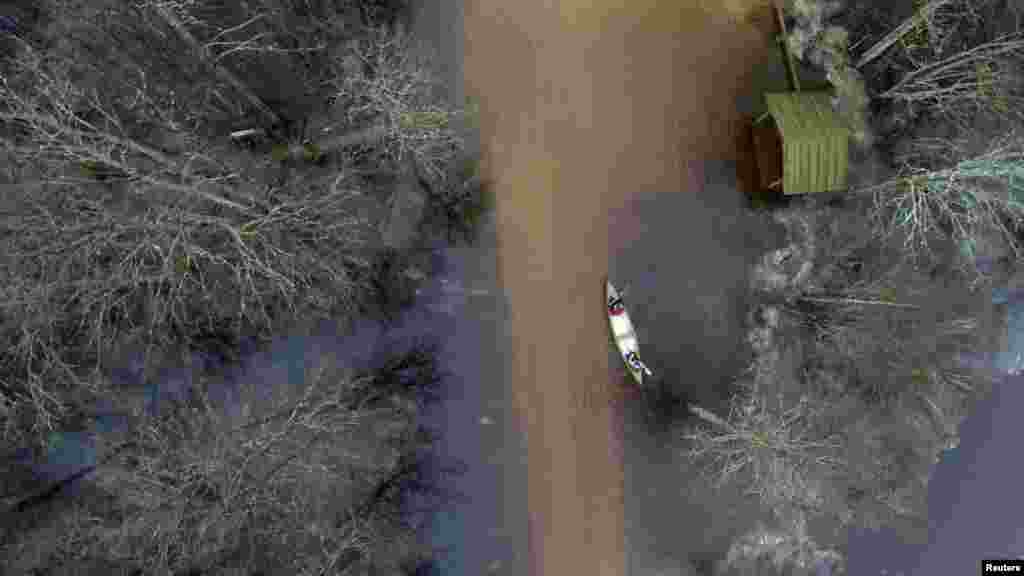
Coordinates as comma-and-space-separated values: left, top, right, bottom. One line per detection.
461, 2, 785, 574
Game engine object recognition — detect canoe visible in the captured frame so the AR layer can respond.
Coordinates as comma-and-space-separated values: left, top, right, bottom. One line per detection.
606, 278, 653, 386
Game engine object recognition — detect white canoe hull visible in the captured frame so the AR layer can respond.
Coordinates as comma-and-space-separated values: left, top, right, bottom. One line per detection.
606, 278, 653, 386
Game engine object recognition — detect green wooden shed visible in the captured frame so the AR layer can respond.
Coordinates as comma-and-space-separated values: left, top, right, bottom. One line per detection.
753, 91, 850, 195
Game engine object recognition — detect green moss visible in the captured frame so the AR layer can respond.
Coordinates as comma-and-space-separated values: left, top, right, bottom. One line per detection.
463, 97, 481, 129
975, 61, 1011, 113
878, 286, 898, 303
175, 254, 194, 275
302, 142, 323, 163
79, 159, 99, 178
902, 0, 931, 51
751, 431, 769, 449
910, 367, 929, 389
398, 110, 450, 131
240, 221, 257, 239
271, 143, 290, 162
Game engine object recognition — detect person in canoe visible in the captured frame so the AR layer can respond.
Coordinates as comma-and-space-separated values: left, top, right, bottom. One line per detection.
608, 292, 626, 316
624, 350, 653, 380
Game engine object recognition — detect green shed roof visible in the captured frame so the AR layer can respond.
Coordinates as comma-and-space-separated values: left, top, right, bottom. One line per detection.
762, 92, 850, 195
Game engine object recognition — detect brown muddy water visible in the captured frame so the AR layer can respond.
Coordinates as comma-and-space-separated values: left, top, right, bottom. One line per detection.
453, 2, 790, 575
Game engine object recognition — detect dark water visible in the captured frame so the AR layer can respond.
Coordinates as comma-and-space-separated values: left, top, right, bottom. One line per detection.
408, 3, 530, 574
17, 231, 510, 571
846, 299, 1024, 575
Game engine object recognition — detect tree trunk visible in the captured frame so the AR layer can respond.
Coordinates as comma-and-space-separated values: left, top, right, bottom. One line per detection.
856, 0, 952, 69
152, 6, 282, 128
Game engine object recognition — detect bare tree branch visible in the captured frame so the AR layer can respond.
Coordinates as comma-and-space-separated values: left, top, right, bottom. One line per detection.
151, 4, 282, 128
856, 0, 953, 69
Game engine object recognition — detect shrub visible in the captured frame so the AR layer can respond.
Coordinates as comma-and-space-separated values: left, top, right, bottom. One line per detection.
707, 198, 999, 570
684, 391, 850, 574
1, 343, 453, 575
684, 394, 845, 518
723, 520, 846, 576
0, 0, 462, 452
332, 27, 466, 182
419, 155, 493, 245
861, 130, 1024, 264
0, 109, 375, 448
880, 29, 1024, 128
